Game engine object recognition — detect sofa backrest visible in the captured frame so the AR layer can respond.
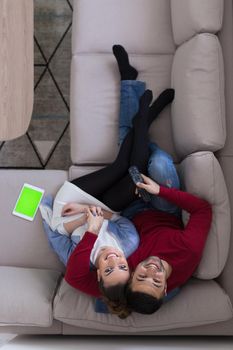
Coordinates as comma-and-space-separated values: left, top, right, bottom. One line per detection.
171, 0, 224, 45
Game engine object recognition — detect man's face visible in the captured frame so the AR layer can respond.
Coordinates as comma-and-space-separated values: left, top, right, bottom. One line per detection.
97, 247, 130, 287
131, 256, 167, 299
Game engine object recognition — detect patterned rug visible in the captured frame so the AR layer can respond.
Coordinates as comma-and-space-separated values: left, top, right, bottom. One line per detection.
0, 0, 73, 170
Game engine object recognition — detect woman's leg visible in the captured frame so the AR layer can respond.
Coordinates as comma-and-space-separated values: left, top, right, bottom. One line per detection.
71, 45, 141, 199
71, 90, 152, 200
101, 92, 153, 210
101, 88, 175, 211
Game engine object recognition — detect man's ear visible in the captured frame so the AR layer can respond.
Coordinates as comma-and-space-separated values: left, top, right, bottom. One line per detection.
164, 283, 167, 297
97, 269, 101, 282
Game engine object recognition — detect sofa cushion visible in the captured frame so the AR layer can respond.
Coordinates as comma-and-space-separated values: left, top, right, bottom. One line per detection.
72, 0, 175, 55
70, 53, 178, 164
179, 152, 231, 279
171, 34, 225, 159
0, 170, 67, 271
0, 267, 61, 327
171, 0, 224, 45
53, 278, 232, 333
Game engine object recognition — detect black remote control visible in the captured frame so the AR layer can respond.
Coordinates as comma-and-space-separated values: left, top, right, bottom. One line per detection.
128, 166, 151, 202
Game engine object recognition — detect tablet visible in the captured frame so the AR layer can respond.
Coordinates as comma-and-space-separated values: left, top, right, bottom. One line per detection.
13, 183, 44, 221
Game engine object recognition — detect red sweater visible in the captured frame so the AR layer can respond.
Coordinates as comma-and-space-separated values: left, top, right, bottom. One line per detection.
65, 186, 212, 297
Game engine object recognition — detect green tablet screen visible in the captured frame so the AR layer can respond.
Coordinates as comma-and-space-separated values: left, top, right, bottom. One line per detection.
14, 184, 44, 220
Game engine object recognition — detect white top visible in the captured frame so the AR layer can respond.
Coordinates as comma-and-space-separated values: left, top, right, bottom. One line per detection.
90, 218, 123, 266
40, 181, 123, 267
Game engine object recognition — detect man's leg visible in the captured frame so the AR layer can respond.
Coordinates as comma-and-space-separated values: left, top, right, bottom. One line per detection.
148, 143, 181, 216
119, 80, 146, 144
113, 44, 146, 145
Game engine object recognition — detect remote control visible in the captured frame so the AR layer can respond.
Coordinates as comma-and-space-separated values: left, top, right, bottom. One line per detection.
128, 166, 151, 202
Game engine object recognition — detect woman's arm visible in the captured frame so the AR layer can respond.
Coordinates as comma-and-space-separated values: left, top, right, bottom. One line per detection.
65, 232, 101, 297
65, 208, 104, 297
62, 202, 89, 216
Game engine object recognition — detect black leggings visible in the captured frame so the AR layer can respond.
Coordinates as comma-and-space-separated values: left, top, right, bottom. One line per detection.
72, 117, 149, 211
71, 89, 171, 211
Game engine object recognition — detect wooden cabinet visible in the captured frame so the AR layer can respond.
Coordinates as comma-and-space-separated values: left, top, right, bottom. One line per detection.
0, 0, 33, 140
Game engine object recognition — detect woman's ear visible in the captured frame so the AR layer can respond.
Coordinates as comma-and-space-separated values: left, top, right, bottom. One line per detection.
97, 269, 101, 282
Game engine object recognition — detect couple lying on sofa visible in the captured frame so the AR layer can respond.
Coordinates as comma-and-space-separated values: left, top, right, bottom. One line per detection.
40, 45, 212, 318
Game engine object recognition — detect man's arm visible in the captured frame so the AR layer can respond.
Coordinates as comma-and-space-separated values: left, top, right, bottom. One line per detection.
138, 174, 212, 252
161, 186, 212, 253
138, 173, 211, 216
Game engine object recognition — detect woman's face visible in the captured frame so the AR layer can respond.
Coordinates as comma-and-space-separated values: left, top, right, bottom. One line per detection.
96, 247, 130, 287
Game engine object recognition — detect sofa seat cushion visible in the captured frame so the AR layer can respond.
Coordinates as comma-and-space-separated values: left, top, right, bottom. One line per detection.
72, 0, 175, 55
71, 53, 178, 164
0, 170, 67, 271
179, 152, 231, 279
171, 34, 225, 159
0, 267, 61, 327
53, 278, 232, 333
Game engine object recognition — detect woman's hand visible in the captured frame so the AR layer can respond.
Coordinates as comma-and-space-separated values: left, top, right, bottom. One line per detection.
136, 174, 160, 195
86, 207, 104, 235
61, 202, 88, 216
89, 205, 103, 217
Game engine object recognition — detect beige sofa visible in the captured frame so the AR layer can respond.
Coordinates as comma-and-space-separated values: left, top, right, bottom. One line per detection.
1, 0, 233, 335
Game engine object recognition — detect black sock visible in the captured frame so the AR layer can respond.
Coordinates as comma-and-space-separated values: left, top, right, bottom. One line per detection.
147, 89, 175, 126
132, 90, 153, 127
112, 44, 138, 80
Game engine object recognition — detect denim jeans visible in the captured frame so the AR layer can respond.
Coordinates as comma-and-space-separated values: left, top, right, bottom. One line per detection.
119, 80, 181, 219
119, 80, 146, 145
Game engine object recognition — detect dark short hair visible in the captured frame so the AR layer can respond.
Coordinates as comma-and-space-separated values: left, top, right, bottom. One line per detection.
126, 285, 163, 314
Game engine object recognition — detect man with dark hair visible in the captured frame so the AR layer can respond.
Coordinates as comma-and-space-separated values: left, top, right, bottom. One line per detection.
124, 174, 212, 314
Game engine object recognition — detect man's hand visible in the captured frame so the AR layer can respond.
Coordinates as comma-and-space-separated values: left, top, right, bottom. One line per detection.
61, 202, 88, 216
86, 207, 104, 235
136, 174, 160, 195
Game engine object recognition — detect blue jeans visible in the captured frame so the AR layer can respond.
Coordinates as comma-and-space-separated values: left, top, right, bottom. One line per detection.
119, 80, 181, 219
119, 80, 146, 145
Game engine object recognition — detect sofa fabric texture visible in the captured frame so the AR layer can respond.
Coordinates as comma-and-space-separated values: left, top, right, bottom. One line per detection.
70, 54, 176, 164
72, 0, 175, 54
53, 278, 232, 333
0, 267, 61, 327
171, 34, 225, 159
179, 152, 230, 279
0, 170, 67, 271
171, 0, 224, 45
